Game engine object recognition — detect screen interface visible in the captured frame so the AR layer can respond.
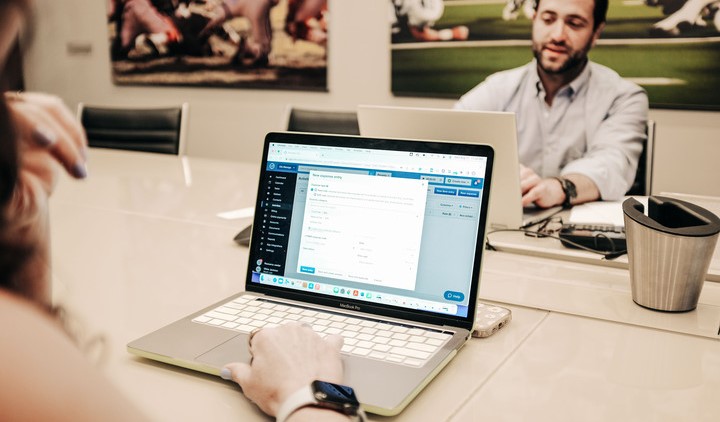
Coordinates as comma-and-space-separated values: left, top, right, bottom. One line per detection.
249, 140, 489, 318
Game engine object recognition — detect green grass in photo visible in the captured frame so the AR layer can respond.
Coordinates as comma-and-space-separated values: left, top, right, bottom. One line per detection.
391, 0, 720, 108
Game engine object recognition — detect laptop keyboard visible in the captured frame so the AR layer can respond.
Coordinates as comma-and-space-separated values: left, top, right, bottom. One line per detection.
192, 295, 452, 367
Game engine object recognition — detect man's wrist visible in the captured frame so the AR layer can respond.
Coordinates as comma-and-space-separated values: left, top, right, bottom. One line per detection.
554, 176, 577, 208
552, 177, 566, 206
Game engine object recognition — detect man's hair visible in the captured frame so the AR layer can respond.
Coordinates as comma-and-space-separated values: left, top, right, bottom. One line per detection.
534, 0, 609, 31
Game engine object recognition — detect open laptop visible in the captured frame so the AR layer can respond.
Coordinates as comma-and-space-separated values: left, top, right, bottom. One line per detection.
128, 131, 495, 416
358, 105, 561, 229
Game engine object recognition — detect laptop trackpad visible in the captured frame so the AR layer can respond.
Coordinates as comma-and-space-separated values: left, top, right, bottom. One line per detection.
196, 335, 252, 367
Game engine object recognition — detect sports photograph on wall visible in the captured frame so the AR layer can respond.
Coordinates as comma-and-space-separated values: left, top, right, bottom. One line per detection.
390, 0, 720, 110
108, 0, 328, 91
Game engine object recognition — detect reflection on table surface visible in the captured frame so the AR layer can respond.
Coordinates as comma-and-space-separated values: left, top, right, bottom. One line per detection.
54, 148, 259, 228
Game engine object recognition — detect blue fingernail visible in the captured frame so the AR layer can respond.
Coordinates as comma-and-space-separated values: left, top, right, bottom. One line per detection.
33, 125, 57, 147
220, 367, 232, 380
72, 162, 88, 179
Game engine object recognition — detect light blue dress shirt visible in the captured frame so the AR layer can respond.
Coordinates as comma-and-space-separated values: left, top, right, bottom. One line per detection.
454, 60, 649, 200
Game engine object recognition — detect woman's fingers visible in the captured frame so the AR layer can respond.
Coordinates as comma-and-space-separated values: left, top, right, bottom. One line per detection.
6, 92, 88, 181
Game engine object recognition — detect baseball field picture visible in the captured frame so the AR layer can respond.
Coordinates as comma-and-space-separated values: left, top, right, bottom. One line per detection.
108, 0, 328, 91
391, 0, 720, 110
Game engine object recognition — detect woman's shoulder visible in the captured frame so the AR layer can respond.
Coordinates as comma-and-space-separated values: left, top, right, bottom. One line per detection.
0, 288, 59, 336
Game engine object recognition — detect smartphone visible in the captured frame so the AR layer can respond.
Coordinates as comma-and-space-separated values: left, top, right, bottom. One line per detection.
472, 303, 512, 338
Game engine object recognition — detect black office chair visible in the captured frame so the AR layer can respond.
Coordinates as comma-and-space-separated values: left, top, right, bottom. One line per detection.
285, 106, 360, 135
626, 120, 656, 196
78, 103, 189, 155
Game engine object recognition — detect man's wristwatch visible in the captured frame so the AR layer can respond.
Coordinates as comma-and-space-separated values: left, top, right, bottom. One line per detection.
276, 381, 367, 422
554, 176, 577, 208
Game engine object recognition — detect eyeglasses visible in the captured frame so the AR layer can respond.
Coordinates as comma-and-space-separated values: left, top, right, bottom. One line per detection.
524, 216, 563, 238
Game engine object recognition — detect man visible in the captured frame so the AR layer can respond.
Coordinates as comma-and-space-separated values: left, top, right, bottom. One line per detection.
651, 0, 720, 35
109, 0, 184, 59
199, 0, 279, 66
502, 0, 535, 21
391, 0, 469, 41
285, 0, 328, 44
110, 0, 277, 65
455, 0, 648, 209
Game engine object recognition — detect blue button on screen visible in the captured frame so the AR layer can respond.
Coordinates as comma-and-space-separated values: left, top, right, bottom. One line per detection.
300, 266, 316, 274
443, 290, 465, 301
434, 187, 458, 196
458, 189, 480, 198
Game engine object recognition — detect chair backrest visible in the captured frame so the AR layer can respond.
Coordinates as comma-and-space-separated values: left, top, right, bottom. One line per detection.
626, 120, 656, 196
285, 106, 360, 135
78, 103, 189, 155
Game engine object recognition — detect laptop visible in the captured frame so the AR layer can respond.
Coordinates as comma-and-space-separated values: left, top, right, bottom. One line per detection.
358, 105, 561, 229
128, 131, 495, 416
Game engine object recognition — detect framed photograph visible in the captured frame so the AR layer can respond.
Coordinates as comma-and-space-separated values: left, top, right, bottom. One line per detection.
108, 0, 328, 91
390, 0, 720, 110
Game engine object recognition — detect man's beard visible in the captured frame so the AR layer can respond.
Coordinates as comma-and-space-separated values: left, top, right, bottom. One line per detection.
533, 41, 591, 75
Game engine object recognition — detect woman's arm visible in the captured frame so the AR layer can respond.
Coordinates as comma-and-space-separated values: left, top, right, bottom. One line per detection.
0, 290, 150, 421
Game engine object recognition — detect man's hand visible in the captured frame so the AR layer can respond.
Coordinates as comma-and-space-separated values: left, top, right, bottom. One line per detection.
519, 165, 601, 208
197, 0, 231, 37
520, 164, 565, 208
519, 164, 542, 195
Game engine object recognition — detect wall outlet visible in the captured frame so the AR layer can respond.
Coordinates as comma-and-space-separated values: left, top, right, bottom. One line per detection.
66, 42, 92, 56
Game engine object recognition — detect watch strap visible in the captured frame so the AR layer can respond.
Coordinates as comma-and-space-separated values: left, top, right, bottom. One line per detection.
276, 385, 317, 422
554, 176, 577, 208
275, 385, 366, 422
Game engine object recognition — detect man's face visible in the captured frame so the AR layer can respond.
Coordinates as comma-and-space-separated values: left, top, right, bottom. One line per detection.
531, 0, 603, 75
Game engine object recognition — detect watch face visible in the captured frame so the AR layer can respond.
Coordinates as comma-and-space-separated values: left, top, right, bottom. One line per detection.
312, 380, 360, 410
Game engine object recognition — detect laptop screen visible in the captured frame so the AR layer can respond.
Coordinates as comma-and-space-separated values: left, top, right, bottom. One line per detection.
247, 132, 493, 327
358, 105, 524, 230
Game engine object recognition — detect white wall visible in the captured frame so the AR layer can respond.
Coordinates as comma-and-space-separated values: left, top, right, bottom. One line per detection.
24, 0, 720, 196
648, 109, 719, 197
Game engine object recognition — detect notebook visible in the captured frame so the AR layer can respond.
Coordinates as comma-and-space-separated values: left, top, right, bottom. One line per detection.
128, 131, 495, 416
358, 105, 561, 229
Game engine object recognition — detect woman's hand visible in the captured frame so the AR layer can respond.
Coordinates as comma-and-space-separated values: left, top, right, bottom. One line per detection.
3, 91, 87, 305
6, 91, 88, 192
221, 323, 344, 417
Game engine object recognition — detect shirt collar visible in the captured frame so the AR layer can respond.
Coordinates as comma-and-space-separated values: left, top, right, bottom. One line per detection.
532, 59, 592, 100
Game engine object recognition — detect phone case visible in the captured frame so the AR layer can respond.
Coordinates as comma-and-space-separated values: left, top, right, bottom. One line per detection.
472, 303, 512, 338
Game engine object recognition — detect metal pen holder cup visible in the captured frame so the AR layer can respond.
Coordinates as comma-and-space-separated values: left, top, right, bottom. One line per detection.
622, 196, 720, 312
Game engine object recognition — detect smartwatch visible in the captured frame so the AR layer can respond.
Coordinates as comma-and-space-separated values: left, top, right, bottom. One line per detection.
276, 381, 366, 422
554, 176, 577, 208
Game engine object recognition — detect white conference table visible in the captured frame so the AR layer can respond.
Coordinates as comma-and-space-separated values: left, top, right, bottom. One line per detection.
49, 149, 720, 421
